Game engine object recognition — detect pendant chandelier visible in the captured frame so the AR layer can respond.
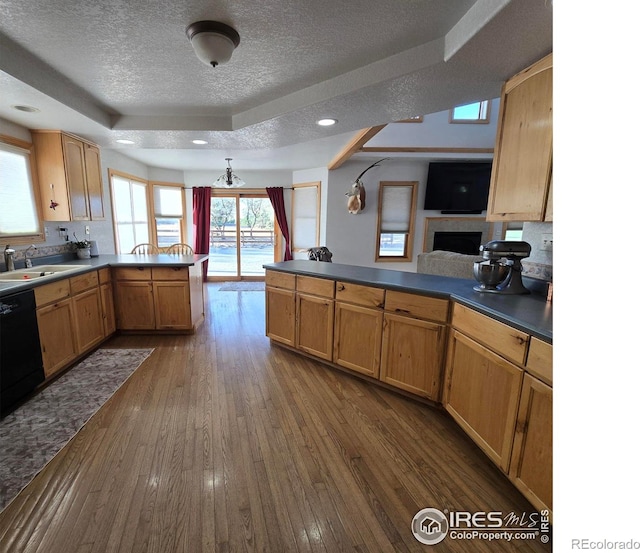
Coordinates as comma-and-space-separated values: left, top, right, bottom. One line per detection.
213, 158, 245, 188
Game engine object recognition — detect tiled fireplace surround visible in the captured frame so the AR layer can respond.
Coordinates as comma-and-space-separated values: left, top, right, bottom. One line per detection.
422, 217, 552, 282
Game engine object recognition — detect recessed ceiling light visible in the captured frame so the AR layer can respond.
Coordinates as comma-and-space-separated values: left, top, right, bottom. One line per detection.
116, 139, 135, 145
12, 105, 40, 113
192, 139, 208, 145
317, 118, 338, 126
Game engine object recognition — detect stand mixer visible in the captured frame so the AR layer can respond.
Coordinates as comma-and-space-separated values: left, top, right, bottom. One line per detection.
473, 240, 531, 294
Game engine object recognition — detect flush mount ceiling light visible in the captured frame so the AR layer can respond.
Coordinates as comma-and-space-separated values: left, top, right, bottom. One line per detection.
317, 118, 338, 126
116, 139, 135, 145
186, 21, 240, 67
192, 139, 208, 145
213, 158, 245, 188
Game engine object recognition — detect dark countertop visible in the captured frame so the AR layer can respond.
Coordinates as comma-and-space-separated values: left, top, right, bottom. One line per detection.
264, 261, 552, 343
0, 254, 209, 297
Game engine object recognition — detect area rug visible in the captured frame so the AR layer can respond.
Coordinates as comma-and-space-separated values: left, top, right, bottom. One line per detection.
218, 281, 265, 291
0, 347, 154, 512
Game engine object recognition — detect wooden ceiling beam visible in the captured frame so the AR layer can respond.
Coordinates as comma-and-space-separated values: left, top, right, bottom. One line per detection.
327, 125, 387, 170
359, 147, 494, 154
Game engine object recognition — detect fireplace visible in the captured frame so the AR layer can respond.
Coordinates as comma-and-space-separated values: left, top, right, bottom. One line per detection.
433, 231, 483, 255
422, 217, 498, 254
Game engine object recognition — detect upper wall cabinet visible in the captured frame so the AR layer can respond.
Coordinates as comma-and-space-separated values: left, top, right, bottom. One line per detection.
487, 53, 553, 222
31, 130, 105, 222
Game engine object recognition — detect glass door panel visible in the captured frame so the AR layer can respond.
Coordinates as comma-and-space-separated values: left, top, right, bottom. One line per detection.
209, 195, 275, 279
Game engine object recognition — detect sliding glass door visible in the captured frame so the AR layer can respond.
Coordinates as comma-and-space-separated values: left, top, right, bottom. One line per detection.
209, 194, 275, 280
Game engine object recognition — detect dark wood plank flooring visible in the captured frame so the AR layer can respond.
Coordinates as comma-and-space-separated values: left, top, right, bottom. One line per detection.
0, 283, 551, 552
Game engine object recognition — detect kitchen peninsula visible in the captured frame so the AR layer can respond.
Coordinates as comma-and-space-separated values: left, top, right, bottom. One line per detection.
0, 253, 207, 381
264, 260, 553, 519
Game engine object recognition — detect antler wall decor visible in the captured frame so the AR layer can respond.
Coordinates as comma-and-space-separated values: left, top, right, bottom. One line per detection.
345, 158, 389, 214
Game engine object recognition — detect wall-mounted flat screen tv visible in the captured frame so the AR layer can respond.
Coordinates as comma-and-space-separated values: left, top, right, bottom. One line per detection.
424, 161, 492, 214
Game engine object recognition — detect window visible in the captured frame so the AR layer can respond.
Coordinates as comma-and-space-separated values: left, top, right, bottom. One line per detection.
0, 136, 44, 244
110, 170, 150, 253
151, 183, 185, 248
449, 100, 491, 124
376, 181, 418, 261
291, 182, 320, 259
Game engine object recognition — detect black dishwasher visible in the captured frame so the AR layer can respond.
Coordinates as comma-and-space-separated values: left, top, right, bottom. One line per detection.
0, 289, 45, 416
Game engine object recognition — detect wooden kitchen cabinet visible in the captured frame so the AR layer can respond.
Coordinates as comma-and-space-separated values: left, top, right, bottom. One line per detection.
380, 290, 448, 400
444, 329, 524, 472
98, 268, 116, 337
265, 270, 296, 346
114, 266, 200, 332
509, 374, 553, 519
72, 287, 104, 354
36, 297, 77, 378
333, 282, 385, 379
31, 130, 105, 222
487, 53, 553, 222
296, 276, 335, 361
69, 270, 104, 353
153, 281, 191, 330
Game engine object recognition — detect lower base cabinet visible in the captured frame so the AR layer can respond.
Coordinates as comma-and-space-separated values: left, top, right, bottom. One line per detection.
333, 301, 383, 379
296, 292, 334, 360
73, 287, 104, 354
114, 266, 200, 332
444, 329, 524, 472
37, 298, 77, 378
509, 374, 553, 516
265, 286, 296, 346
380, 313, 445, 401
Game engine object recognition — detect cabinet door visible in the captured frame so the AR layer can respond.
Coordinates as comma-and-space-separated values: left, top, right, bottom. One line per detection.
73, 287, 105, 353
100, 283, 116, 336
153, 281, 191, 330
510, 374, 553, 517
333, 302, 383, 378
37, 299, 77, 378
296, 293, 334, 361
62, 134, 90, 220
265, 286, 296, 346
115, 281, 155, 330
380, 313, 445, 401
83, 142, 105, 220
487, 54, 553, 222
444, 330, 523, 472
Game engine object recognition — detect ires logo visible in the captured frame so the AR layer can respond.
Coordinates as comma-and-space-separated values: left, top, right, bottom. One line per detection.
412, 508, 547, 546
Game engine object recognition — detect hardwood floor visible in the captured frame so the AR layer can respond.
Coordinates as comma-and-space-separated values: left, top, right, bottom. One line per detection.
0, 284, 551, 552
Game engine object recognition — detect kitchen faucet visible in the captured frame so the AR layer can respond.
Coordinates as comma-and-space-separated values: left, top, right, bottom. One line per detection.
25, 244, 38, 268
3, 245, 16, 272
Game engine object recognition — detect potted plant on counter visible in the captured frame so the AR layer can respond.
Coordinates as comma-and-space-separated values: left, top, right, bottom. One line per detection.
72, 234, 91, 259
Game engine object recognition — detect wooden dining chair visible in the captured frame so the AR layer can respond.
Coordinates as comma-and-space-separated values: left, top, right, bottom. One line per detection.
165, 243, 194, 255
131, 243, 160, 254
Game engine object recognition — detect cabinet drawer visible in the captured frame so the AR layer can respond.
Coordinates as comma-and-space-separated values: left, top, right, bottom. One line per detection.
114, 267, 152, 280
296, 275, 334, 298
385, 290, 449, 323
452, 303, 529, 365
526, 337, 553, 385
152, 266, 188, 281
335, 281, 385, 308
98, 268, 111, 284
70, 271, 99, 294
265, 270, 296, 290
34, 279, 71, 307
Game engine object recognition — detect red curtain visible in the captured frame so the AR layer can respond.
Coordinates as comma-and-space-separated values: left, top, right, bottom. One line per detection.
266, 187, 292, 261
192, 186, 211, 278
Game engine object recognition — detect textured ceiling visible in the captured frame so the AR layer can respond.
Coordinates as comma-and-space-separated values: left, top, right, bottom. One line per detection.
0, 0, 552, 172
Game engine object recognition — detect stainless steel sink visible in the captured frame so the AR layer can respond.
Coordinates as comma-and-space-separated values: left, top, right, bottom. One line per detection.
0, 264, 86, 281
